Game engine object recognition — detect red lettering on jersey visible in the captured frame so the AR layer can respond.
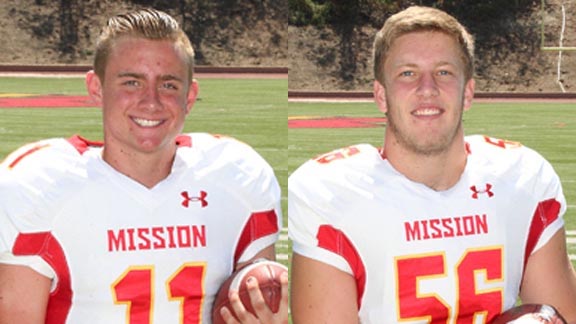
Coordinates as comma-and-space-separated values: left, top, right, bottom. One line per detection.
397, 249, 504, 322
405, 215, 488, 242
441, 218, 455, 237
152, 227, 166, 249
176, 226, 192, 248
404, 222, 421, 241
6, 135, 102, 169
13, 232, 72, 324
317, 225, 366, 309
192, 225, 207, 247
108, 229, 126, 251
420, 220, 431, 239
457, 248, 503, 322
7, 143, 51, 169
483, 136, 521, 149
524, 199, 561, 268
126, 228, 136, 251
67, 135, 191, 155
429, 219, 442, 239
454, 217, 464, 236
107, 225, 207, 252
462, 216, 475, 235
234, 210, 279, 265
137, 228, 151, 250
67, 135, 103, 154
315, 146, 360, 164
166, 226, 177, 248
396, 254, 449, 321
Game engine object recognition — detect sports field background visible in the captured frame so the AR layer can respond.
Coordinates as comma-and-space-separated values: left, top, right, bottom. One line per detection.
289, 99, 576, 268
1, 75, 575, 303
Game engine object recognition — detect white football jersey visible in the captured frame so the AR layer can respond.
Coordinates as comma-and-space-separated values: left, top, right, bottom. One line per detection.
289, 135, 566, 324
0, 133, 282, 324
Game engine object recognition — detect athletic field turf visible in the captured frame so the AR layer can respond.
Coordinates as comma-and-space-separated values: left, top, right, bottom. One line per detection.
289, 99, 576, 267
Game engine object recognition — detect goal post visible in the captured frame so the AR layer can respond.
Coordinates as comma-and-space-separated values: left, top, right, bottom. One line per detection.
541, 0, 576, 51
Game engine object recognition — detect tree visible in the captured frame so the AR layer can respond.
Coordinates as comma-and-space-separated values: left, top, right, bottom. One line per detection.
59, 0, 79, 56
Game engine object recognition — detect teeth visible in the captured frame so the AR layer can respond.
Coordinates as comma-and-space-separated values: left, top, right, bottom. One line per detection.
413, 108, 440, 116
133, 117, 162, 127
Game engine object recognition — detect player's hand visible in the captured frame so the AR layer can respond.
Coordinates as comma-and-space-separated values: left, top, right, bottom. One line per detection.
220, 271, 289, 324
490, 304, 568, 324
505, 314, 565, 323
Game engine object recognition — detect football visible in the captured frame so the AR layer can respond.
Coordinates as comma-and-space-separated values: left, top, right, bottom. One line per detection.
490, 304, 567, 324
211, 259, 287, 324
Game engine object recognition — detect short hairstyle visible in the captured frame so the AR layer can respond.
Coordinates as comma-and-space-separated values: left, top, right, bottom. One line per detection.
373, 6, 475, 85
93, 8, 195, 82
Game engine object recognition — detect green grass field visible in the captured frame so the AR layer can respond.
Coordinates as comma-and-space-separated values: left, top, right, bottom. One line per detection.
289, 100, 576, 266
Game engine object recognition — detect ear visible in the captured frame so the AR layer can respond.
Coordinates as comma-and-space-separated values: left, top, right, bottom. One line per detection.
86, 70, 103, 106
185, 79, 199, 114
463, 78, 475, 111
373, 80, 388, 114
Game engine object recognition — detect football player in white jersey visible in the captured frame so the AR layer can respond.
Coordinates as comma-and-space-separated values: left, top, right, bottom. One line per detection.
0, 8, 288, 324
289, 6, 576, 324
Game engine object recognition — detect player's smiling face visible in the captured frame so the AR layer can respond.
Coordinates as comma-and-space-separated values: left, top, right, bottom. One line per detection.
94, 36, 197, 155
377, 31, 474, 156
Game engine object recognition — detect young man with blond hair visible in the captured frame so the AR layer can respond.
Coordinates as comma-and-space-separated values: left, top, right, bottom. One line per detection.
289, 6, 576, 323
0, 8, 287, 324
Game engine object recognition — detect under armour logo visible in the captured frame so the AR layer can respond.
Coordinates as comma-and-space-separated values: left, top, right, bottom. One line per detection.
470, 184, 494, 199
181, 191, 208, 208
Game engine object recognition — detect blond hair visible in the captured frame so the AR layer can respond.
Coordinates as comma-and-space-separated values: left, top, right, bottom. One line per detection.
373, 6, 474, 84
93, 8, 194, 81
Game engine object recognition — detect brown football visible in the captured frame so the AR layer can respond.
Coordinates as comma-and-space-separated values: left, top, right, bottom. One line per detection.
490, 304, 567, 324
211, 260, 287, 324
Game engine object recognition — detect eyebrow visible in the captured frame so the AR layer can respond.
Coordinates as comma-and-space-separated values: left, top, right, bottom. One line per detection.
117, 72, 184, 83
391, 61, 459, 72
435, 61, 458, 68
117, 72, 145, 79
159, 74, 184, 83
